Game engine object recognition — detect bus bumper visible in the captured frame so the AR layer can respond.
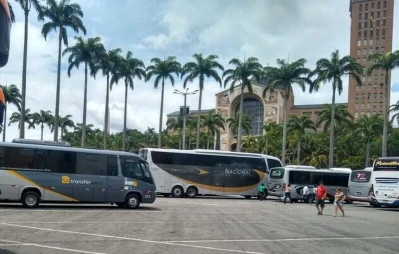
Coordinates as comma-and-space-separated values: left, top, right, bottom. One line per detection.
370, 197, 399, 208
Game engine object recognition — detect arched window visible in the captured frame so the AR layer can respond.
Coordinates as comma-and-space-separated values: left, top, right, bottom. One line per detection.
371, 2, 374, 9
377, 2, 381, 9
235, 97, 264, 136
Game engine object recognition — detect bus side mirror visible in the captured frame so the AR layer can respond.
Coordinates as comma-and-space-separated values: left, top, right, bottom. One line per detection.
0, 0, 11, 68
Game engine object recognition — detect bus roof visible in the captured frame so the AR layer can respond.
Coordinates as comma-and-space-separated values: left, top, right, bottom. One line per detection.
283, 167, 350, 174
141, 148, 281, 160
0, 141, 139, 157
329, 168, 352, 173
285, 165, 316, 169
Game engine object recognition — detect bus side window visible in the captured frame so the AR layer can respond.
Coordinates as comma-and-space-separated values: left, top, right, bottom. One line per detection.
0, 147, 4, 167
267, 159, 283, 172
107, 157, 118, 176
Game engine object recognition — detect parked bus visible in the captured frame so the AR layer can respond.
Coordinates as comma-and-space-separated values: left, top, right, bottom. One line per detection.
347, 167, 372, 202
138, 148, 283, 198
0, 139, 156, 209
267, 167, 351, 203
369, 157, 399, 208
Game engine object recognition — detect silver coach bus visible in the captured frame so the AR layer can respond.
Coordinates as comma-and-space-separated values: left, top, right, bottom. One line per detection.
0, 139, 156, 209
347, 167, 372, 203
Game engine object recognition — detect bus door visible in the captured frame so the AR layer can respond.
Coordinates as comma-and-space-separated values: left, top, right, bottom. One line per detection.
267, 167, 285, 197
92, 175, 107, 202
212, 168, 225, 194
348, 170, 372, 200
106, 156, 124, 202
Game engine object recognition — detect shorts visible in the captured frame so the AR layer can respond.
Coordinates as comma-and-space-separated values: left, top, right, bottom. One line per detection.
315, 199, 325, 208
334, 201, 344, 207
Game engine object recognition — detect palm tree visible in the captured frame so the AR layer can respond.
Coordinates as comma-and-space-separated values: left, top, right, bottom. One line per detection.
9, 108, 32, 129
40, 0, 86, 142
15, 0, 43, 139
311, 50, 362, 168
355, 114, 383, 167
223, 57, 262, 152
146, 56, 181, 148
262, 58, 311, 164
227, 113, 251, 138
287, 115, 317, 164
53, 114, 74, 138
31, 109, 53, 140
111, 51, 145, 151
263, 122, 283, 155
92, 48, 122, 149
63, 36, 105, 147
317, 104, 354, 131
201, 109, 225, 149
0, 84, 21, 141
181, 53, 224, 149
367, 51, 399, 156
166, 116, 183, 149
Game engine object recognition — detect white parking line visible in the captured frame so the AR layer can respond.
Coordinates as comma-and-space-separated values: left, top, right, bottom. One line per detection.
0, 238, 105, 254
0, 209, 253, 214
165, 235, 399, 243
0, 222, 265, 254
164, 201, 227, 206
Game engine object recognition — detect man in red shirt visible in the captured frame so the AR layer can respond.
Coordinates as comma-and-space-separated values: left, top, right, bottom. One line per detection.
315, 181, 327, 215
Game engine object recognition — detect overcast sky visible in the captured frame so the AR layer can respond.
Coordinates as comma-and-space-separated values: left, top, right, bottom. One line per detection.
1, 0, 398, 141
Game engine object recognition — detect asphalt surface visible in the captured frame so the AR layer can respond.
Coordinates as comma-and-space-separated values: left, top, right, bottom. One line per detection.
0, 196, 398, 254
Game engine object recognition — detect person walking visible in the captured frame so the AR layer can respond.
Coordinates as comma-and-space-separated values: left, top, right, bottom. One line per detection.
333, 188, 346, 217
302, 185, 309, 203
258, 183, 266, 201
283, 184, 293, 204
315, 181, 327, 215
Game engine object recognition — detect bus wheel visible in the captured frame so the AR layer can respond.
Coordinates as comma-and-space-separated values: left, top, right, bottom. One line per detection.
244, 196, 252, 199
115, 202, 125, 208
171, 186, 184, 198
22, 191, 40, 208
186, 186, 198, 198
126, 194, 141, 209
346, 199, 353, 204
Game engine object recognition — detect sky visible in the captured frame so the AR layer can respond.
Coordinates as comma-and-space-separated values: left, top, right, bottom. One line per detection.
1, 0, 398, 141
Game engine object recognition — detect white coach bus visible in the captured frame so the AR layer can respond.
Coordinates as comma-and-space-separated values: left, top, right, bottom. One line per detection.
267, 167, 351, 203
347, 167, 373, 203
138, 148, 282, 198
369, 157, 399, 208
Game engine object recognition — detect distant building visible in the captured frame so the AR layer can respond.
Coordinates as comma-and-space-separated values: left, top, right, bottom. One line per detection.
347, 0, 394, 119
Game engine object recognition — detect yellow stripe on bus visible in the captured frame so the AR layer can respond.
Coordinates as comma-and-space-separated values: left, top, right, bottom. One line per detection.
7, 170, 78, 202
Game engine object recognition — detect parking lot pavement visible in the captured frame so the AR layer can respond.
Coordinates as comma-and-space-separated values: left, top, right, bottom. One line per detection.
0, 197, 398, 254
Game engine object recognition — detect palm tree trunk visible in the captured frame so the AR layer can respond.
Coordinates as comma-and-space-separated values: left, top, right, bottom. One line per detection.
104, 72, 110, 149
206, 131, 210, 149
178, 136, 181, 149
297, 138, 301, 164
237, 88, 244, 152
158, 78, 165, 148
365, 140, 371, 167
41, 124, 44, 141
2, 107, 7, 142
382, 72, 390, 157
196, 83, 203, 149
81, 62, 88, 148
265, 137, 268, 155
281, 91, 288, 165
19, 8, 29, 139
329, 81, 336, 168
53, 28, 62, 141
123, 79, 128, 151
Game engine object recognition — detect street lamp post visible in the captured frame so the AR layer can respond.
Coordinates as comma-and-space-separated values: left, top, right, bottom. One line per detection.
174, 88, 198, 150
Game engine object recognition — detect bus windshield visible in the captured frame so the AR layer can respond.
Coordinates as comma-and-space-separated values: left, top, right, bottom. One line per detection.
270, 167, 285, 179
122, 160, 153, 184
374, 159, 399, 171
350, 171, 372, 183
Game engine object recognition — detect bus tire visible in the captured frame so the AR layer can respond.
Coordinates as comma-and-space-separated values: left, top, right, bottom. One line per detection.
171, 186, 184, 198
186, 186, 198, 198
346, 199, 353, 204
244, 196, 252, 199
21, 191, 40, 208
125, 194, 140, 209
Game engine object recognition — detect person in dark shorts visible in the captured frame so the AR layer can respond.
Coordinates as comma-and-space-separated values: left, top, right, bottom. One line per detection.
258, 183, 266, 201
315, 181, 327, 215
283, 184, 293, 204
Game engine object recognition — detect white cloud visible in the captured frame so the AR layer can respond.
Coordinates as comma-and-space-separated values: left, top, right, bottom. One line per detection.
1, 0, 398, 143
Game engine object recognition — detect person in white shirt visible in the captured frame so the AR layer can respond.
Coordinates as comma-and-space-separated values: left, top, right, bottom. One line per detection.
302, 185, 309, 203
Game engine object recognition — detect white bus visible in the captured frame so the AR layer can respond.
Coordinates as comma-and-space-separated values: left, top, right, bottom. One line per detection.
267, 167, 351, 203
138, 148, 283, 198
347, 167, 373, 203
369, 157, 399, 208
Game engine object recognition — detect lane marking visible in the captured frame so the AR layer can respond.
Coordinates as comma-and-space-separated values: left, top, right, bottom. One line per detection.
0, 222, 265, 254
165, 235, 399, 243
0, 238, 105, 254
164, 201, 227, 206
0, 221, 368, 225
0, 209, 253, 214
